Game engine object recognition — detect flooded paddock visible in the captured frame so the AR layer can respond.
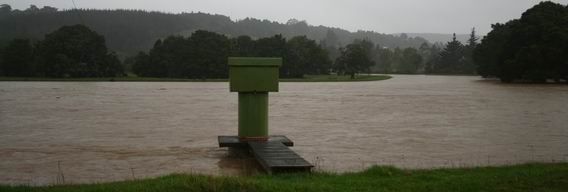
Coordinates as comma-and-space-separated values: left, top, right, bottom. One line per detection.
1, 75, 567, 185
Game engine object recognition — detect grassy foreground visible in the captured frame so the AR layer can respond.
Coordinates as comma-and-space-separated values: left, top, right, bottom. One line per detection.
0, 74, 391, 82
1, 163, 567, 192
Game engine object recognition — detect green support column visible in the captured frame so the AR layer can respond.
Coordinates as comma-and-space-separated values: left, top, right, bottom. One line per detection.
238, 92, 268, 138
228, 57, 281, 141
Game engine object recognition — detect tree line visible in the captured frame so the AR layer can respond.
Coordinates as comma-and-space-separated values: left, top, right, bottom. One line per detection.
131, 29, 480, 79
0, 25, 124, 77
0, 3, 477, 79
333, 30, 479, 76
131, 31, 330, 78
0, 24, 478, 79
3, 2, 565, 82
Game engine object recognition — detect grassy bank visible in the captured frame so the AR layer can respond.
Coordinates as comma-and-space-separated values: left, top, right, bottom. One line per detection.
1, 163, 567, 192
0, 74, 391, 82
282, 74, 391, 82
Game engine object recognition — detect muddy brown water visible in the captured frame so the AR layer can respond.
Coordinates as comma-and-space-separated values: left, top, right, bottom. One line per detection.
1, 75, 568, 185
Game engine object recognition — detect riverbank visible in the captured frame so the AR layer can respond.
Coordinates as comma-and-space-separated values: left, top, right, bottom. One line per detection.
1, 163, 566, 192
0, 74, 391, 82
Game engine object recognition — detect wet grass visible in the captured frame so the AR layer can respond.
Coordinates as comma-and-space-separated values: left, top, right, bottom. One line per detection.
1, 163, 567, 192
0, 74, 391, 82
283, 74, 391, 82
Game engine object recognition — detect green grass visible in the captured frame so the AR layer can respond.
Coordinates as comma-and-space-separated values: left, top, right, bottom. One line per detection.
2, 163, 567, 192
0, 74, 391, 82
282, 74, 392, 82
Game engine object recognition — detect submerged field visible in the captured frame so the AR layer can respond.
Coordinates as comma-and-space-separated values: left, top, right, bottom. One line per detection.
1, 163, 567, 192
1, 75, 568, 184
0, 74, 391, 82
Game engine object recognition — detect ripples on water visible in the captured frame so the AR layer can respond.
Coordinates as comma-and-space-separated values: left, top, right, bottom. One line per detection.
1, 75, 567, 185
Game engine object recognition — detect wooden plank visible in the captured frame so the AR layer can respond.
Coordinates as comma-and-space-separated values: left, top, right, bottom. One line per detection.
247, 141, 313, 173
218, 135, 294, 147
218, 136, 247, 148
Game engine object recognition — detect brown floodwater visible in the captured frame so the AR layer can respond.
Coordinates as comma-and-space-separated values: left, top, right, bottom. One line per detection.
1, 75, 567, 185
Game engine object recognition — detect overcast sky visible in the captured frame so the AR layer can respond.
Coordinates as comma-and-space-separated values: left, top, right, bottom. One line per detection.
4, 0, 568, 34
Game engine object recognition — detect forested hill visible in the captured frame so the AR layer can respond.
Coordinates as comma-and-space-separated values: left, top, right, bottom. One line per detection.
0, 5, 429, 57
402, 33, 470, 44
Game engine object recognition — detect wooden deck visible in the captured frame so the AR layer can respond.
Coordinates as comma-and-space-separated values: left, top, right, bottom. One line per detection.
218, 136, 313, 173
218, 135, 294, 147
248, 141, 313, 173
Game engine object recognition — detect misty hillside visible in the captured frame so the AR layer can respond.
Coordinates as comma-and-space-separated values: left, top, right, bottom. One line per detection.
0, 5, 429, 57
402, 33, 470, 44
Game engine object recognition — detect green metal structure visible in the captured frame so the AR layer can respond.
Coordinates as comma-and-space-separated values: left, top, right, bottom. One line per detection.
228, 57, 282, 141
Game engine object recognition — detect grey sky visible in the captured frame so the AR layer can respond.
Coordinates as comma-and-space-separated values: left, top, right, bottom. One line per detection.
3, 0, 568, 34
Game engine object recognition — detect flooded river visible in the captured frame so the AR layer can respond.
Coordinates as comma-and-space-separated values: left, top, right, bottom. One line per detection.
1, 75, 567, 185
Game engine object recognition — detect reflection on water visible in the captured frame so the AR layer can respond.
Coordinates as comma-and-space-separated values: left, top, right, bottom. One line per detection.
1, 75, 567, 185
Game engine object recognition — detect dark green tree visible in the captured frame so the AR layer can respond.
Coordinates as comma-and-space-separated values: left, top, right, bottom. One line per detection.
0, 4, 11, 15
461, 28, 479, 74
133, 30, 230, 79
25, 5, 40, 12
132, 51, 156, 77
284, 36, 331, 77
374, 46, 394, 73
474, 2, 568, 82
150, 36, 190, 78
397, 47, 423, 74
418, 42, 431, 73
320, 29, 341, 61
100, 52, 124, 77
467, 28, 479, 48
187, 30, 230, 79
355, 39, 376, 74
1, 39, 35, 76
36, 24, 124, 77
122, 55, 137, 74
418, 43, 430, 58
433, 34, 465, 74
424, 44, 442, 74
255, 34, 286, 57
230, 35, 256, 57
335, 40, 375, 78
391, 47, 403, 73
